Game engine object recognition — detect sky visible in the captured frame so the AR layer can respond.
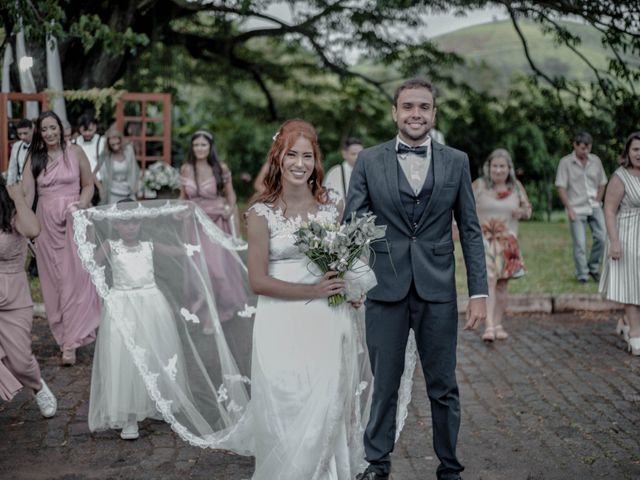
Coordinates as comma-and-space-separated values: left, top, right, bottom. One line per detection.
243, 4, 509, 38
422, 6, 508, 38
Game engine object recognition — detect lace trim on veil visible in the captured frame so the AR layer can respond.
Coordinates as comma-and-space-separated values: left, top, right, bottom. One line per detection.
396, 330, 417, 441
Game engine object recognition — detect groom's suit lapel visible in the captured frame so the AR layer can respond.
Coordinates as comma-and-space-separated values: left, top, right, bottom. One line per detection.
415, 141, 446, 232
382, 140, 412, 231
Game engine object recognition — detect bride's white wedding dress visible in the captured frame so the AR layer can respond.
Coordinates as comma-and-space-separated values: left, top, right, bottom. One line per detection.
245, 202, 370, 479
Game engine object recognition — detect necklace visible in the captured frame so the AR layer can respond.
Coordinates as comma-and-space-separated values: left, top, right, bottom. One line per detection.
47, 149, 63, 160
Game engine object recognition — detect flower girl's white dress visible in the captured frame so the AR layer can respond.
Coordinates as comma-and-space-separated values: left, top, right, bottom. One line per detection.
88, 240, 186, 431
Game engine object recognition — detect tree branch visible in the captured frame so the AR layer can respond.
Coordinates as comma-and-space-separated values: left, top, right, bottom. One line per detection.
504, 3, 611, 113
532, 9, 611, 95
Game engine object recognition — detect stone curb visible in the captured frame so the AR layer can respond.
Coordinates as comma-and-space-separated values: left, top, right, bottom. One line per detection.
33, 294, 622, 320
457, 293, 623, 314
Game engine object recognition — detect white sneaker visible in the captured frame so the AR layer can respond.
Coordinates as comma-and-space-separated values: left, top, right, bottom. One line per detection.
628, 337, 640, 356
35, 379, 57, 418
120, 422, 139, 440
616, 317, 630, 341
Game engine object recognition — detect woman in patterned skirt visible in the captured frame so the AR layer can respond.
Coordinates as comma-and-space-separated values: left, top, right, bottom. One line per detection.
472, 149, 532, 342
600, 132, 640, 355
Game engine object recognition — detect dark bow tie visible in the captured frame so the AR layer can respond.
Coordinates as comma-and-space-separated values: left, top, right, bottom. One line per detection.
397, 144, 428, 157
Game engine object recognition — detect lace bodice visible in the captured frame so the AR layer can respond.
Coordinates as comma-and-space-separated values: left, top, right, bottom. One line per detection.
110, 240, 156, 290
249, 202, 339, 262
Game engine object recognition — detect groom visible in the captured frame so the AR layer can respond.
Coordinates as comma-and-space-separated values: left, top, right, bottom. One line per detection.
345, 78, 487, 480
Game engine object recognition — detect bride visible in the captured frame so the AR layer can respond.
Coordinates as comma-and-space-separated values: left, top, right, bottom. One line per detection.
245, 119, 371, 479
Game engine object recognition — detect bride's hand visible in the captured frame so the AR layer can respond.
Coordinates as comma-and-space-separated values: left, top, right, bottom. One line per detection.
313, 271, 345, 298
349, 295, 365, 309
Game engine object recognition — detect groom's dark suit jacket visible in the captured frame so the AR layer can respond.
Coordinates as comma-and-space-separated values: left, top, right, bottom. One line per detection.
344, 138, 487, 302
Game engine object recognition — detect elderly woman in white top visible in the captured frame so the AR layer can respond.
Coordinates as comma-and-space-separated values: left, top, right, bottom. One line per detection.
472, 149, 532, 342
95, 128, 140, 204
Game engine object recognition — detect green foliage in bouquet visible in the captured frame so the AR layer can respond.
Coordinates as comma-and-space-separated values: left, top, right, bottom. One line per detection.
293, 213, 386, 306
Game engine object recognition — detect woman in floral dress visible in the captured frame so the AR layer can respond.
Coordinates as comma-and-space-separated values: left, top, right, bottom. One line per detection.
472, 149, 532, 342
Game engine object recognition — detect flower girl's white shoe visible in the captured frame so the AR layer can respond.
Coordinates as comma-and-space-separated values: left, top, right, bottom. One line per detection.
35, 379, 57, 418
120, 422, 139, 440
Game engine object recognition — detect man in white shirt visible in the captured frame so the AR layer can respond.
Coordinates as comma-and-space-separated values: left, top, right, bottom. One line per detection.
6, 119, 34, 185
74, 114, 105, 175
555, 132, 608, 283
323, 137, 363, 202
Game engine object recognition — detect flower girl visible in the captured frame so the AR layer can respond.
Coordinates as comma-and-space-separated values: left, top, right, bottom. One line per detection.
88, 202, 186, 440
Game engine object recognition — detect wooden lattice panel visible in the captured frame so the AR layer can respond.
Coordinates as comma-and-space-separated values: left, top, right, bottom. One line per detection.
0, 92, 49, 172
115, 93, 172, 171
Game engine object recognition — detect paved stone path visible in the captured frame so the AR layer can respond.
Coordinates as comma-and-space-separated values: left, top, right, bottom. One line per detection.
2, 311, 639, 479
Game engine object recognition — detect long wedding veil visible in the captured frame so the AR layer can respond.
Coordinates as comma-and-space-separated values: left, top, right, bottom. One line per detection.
72, 200, 256, 449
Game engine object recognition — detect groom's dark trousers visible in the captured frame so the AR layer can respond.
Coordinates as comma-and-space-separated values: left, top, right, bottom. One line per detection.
365, 289, 461, 478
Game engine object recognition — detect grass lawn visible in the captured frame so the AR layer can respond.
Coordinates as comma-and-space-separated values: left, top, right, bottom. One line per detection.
455, 221, 601, 295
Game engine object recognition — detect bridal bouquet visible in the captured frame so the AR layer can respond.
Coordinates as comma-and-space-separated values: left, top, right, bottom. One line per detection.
293, 212, 386, 306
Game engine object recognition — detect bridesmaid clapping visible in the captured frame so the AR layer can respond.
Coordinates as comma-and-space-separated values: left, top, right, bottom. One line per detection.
21, 111, 100, 366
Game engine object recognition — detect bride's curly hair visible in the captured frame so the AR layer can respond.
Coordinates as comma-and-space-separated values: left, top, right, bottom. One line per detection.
253, 119, 326, 207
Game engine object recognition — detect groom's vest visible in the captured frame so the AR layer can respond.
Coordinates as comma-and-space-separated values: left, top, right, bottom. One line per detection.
397, 160, 435, 231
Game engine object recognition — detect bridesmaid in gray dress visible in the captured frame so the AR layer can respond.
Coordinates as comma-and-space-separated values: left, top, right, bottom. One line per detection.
95, 128, 140, 204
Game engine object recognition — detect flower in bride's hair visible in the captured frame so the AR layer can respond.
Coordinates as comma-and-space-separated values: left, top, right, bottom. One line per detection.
272, 131, 280, 142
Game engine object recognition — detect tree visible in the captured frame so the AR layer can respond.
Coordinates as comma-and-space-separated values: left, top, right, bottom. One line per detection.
5, 1, 637, 119
0, 0, 461, 117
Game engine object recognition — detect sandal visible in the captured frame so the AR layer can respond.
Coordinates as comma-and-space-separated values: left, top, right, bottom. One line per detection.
495, 325, 509, 340
482, 327, 496, 342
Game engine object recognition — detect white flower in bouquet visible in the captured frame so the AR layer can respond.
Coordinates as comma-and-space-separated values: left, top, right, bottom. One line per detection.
143, 161, 180, 192
293, 212, 386, 306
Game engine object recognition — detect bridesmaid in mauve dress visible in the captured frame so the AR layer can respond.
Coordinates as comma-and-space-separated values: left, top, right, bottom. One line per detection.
179, 130, 237, 234
0, 178, 57, 417
179, 130, 245, 330
21, 111, 100, 366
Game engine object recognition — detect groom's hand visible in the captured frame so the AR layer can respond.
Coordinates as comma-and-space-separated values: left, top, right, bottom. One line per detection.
464, 297, 487, 330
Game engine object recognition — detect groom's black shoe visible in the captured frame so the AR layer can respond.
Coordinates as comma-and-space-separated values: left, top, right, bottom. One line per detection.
355, 470, 390, 480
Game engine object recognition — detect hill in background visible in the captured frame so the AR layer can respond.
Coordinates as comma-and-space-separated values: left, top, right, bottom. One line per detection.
432, 19, 624, 94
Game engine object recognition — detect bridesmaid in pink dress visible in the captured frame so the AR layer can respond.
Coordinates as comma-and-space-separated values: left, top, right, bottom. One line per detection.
0, 178, 57, 416
179, 130, 245, 328
21, 111, 100, 365
179, 130, 237, 234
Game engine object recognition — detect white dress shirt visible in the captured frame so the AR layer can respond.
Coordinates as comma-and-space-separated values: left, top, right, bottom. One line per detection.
6, 140, 30, 185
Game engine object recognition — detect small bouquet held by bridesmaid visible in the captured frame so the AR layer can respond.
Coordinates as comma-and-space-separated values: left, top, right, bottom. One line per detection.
143, 161, 180, 195
293, 212, 386, 306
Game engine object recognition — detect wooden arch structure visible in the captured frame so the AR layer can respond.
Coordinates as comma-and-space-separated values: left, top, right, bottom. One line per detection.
1, 92, 171, 173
